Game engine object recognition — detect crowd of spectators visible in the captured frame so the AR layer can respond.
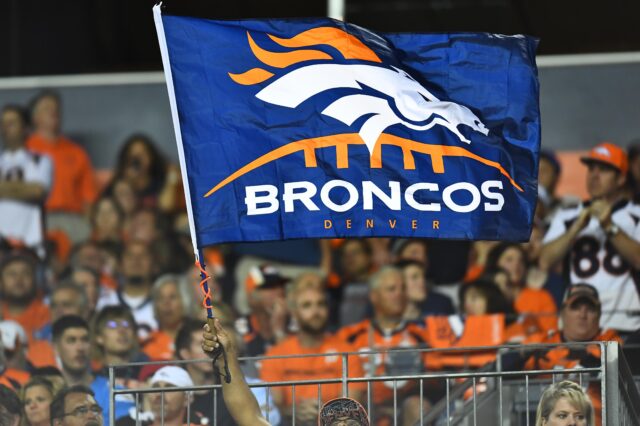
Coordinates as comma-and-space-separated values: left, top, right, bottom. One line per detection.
1, 89, 640, 425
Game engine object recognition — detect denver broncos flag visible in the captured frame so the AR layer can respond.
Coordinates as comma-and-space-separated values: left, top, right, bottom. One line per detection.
153, 6, 540, 250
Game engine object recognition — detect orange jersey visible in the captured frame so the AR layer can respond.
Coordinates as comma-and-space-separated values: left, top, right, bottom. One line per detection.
337, 319, 429, 404
523, 329, 621, 426
260, 334, 365, 407
1, 298, 50, 341
26, 134, 97, 212
424, 315, 505, 369
514, 288, 558, 334
142, 330, 175, 361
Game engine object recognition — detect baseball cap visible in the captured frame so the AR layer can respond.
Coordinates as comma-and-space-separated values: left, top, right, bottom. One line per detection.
580, 142, 628, 175
245, 264, 290, 294
319, 397, 369, 426
562, 283, 600, 309
149, 366, 194, 388
0, 320, 28, 351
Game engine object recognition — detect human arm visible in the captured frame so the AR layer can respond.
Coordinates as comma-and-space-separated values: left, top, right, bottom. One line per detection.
0, 181, 46, 202
590, 200, 640, 269
202, 319, 271, 426
538, 208, 591, 271
157, 164, 181, 212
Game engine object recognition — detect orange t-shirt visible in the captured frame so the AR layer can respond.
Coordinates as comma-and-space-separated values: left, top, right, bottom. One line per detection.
260, 334, 365, 407
514, 288, 558, 334
142, 330, 175, 361
1, 298, 50, 341
26, 134, 96, 213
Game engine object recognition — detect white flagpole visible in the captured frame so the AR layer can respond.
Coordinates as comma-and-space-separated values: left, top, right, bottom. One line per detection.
327, 0, 345, 20
152, 4, 200, 257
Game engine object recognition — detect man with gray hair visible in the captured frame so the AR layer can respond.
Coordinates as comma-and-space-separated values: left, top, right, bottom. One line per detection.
336, 266, 432, 426
37, 281, 89, 341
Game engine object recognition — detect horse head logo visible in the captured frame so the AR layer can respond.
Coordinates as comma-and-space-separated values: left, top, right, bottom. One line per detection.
229, 27, 489, 154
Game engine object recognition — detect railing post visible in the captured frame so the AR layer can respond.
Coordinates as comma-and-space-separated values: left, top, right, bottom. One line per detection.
342, 353, 348, 397
603, 341, 620, 426
109, 366, 115, 426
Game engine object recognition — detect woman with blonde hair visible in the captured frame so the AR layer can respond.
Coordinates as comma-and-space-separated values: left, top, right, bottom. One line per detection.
536, 380, 594, 426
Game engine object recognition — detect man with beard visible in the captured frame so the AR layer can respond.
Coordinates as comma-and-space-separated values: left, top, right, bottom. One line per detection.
0, 251, 50, 341
52, 315, 133, 422
261, 285, 365, 425
100, 241, 158, 338
50, 385, 102, 426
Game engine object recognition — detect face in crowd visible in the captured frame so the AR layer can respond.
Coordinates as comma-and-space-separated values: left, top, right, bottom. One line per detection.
402, 263, 427, 303
96, 316, 136, 358
154, 280, 186, 330
0, 259, 37, 307
53, 392, 102, 426
0, 108, 27, 148
121, 241, 154, 284
340, 240, 372, 282
292, 287, 329, 335
55, 327, 91, 377
51, 286, 88, 321
23, 384, 54, 426
370, 268, 407, 319
585, 162, 625, 200
561, 299, 600, 342
31, 94, 61, 135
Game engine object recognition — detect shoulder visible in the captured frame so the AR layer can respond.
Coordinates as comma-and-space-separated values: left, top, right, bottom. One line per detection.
598, 328, 623, 343
265, 335, 298, 356
336, 320, 369, 343
524, 329, 559, 344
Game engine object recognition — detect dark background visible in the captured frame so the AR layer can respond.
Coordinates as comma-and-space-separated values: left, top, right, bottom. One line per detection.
1, 0, 639, 77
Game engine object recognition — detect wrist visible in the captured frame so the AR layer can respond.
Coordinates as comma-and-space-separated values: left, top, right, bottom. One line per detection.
604, 222, 620, 238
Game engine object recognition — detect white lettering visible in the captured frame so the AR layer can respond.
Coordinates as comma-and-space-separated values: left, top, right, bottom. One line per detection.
283, 181, 319, 212
442, 182, 480, 213
320, 180, 359, 212
405, 183, 441, 211
363, 181, 401, 210
481, 180, 504, 211
245, 185, 279, 215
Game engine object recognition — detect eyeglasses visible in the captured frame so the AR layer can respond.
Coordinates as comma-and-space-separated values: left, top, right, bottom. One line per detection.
63, 405, 103, 418
105, 319, 131, 329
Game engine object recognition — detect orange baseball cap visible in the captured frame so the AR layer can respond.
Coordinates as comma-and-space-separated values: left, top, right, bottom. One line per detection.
580, 142, 628, 175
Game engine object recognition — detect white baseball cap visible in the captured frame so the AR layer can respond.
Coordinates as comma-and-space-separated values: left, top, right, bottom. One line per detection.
149, 366, 194, 388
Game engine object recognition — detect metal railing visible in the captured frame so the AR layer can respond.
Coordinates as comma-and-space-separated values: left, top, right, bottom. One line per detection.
108, 341, 639, 426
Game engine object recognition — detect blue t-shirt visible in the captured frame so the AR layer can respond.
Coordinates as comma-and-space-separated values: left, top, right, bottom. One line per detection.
91, 375, 135, 424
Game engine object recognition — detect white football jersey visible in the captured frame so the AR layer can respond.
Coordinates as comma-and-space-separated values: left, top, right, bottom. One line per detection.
543, 200, 640, 331
0, 148, 52, 252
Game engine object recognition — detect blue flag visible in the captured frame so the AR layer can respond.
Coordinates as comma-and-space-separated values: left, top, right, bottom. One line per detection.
153, 6, 540, 250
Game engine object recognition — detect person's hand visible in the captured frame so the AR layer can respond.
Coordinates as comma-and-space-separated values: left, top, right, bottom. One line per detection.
569, 208, 591, 234
526, 267, 548, 290
589, 200, 612, 228
268, 297, 288, 340
202, 319, 237, 366
294, 399, 319, 425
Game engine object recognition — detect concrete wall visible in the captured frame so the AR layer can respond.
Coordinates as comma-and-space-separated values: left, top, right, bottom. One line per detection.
0, 56, 639, 169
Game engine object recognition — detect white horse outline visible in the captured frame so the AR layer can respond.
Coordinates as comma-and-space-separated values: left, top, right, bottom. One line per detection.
255, 63, 489, 154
